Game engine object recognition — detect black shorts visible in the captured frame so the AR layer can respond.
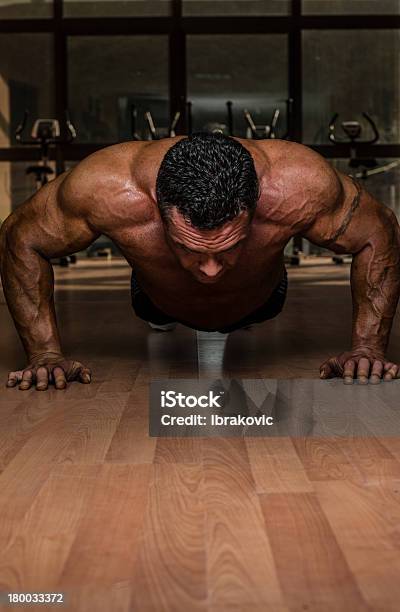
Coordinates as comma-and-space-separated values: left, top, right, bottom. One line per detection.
131, 268, 288, 333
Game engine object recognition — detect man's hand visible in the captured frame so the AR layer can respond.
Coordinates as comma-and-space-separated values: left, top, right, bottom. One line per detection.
6, 353, 92, 391
319, 350, 399, 384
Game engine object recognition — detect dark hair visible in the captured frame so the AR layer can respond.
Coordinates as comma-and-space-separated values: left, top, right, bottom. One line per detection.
156, 132, 259, 230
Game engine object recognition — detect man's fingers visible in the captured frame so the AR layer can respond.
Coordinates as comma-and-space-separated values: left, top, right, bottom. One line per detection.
7, 361, 91, 390
78, 367, 92, 384
6, 371, 22, 387
343, 359, 356, 384
383, 363, 399, 381
35, 366, 49, 391
370, 360, 384, 385
321, 355, 400, 385
19, 369, 34, 390
52, 366, 67, 390
356, 357, 371, 384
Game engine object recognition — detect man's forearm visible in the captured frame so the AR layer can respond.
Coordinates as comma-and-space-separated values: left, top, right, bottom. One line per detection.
0, 220, 63, 361
350, 226, 400, 356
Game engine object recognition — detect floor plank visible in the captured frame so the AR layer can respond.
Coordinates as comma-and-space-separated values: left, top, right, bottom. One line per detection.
202, 439, 286, 611
130, 464, 207, 612
315, 479, 400, 611
105, 367, 157, 464
260, 492, 368, 612
0, 465, 101, 594
58, 464, 151, 610
246, 436, 314, 493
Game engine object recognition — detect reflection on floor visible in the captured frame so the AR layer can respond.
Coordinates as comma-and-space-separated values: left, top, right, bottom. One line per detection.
0, 257, 400, 611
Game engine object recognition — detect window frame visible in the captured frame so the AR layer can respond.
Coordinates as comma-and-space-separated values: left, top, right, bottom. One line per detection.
0, 0, 398, 169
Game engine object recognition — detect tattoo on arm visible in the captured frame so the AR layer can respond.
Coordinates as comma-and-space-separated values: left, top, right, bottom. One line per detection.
323, 177, 362, 247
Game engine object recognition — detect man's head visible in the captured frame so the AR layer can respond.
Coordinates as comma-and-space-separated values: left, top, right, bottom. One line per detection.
156, 132, 259, 283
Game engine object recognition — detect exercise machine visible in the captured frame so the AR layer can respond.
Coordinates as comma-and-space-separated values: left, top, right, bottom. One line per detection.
329, 112, 378, 173
184, 98, 293, 140
144, 110, 181, 140
15, 111, 77, 266
244, 98, 293, 141
16, 110, 76, 190
244, 107, 280, 140
329, 112, 378, 161
328, 112, 400, 179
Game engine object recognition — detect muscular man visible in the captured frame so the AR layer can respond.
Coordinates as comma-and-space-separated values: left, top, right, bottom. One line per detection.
1, 133, 399, 390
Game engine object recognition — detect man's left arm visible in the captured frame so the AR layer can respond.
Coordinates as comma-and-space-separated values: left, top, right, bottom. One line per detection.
304, 171, 400, 383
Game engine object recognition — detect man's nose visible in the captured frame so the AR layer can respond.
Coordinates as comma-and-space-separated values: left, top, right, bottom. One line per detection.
198, 257, 223, 277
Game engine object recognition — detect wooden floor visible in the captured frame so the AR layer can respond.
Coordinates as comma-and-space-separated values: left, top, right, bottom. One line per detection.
1, 257, 400, 611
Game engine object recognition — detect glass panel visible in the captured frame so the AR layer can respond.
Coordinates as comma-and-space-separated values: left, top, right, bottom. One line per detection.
0, 0, 53, 19
68, 36, 169, 143
0, 34, 54, 147
303, 0, 400, 14
303, 30, 400, 144
63, 0, 171, 17
184, 0, 290, 15
187, 34, 289, 138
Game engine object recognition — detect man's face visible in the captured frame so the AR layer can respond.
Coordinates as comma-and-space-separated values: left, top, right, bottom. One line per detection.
165, 208, 250, 284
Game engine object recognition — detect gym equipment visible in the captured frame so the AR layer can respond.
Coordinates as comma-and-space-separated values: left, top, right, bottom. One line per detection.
244, 98, 293, 140
329, 112, 378, 171
185, 98, 293, 140
144, 110, 181, 140
329, 112, 379, 159
15, 110, 76, 190
329, 112, 400, 180
244, 107, 280, 139
15, 111, 77, 266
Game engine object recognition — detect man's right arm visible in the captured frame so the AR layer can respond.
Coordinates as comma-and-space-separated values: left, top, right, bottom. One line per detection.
0, 172, 100, 390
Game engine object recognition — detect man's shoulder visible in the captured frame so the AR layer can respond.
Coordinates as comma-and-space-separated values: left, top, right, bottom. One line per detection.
58, 141, 159, 230
261, 140, 340, 191
60, 141, 147, 198
254, 140, 343, 225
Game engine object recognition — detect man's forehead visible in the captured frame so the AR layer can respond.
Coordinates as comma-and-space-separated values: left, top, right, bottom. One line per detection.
167, 209, 249, 245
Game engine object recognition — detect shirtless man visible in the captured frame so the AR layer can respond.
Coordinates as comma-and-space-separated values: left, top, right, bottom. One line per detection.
1, 132, 399, 390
